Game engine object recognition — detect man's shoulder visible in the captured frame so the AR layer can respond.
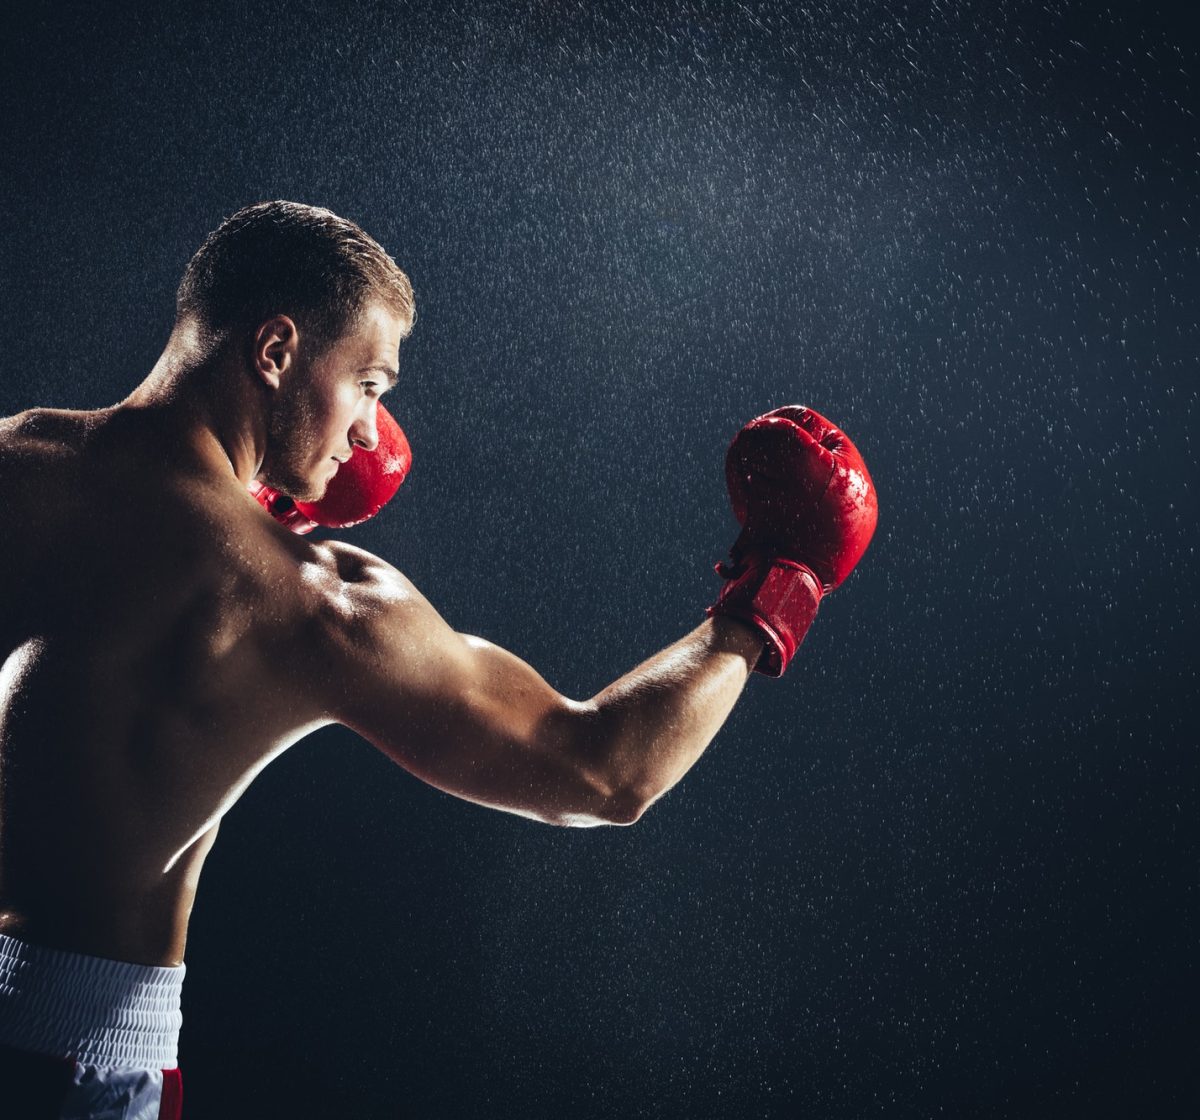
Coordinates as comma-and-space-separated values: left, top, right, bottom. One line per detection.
0, 409, 110, 526
294, 539, 436, 659
294, 539, 470, 726
0, 407, 98, 460
306, 540, 423, 620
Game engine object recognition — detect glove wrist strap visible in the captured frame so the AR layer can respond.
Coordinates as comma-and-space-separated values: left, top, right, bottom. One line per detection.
707, 557, 822, 677
248, 481, 320, 536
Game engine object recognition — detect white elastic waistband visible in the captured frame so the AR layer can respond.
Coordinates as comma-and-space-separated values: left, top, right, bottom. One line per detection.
0, 933, 184, 1068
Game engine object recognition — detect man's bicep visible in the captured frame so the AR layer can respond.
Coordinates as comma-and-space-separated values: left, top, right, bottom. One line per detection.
331, 572, 613, 824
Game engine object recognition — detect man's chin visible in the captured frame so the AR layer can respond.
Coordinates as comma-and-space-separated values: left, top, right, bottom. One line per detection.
259, 470, 327, 506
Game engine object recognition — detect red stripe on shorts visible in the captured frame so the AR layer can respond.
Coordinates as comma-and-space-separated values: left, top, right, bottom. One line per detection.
159, 1067, 184, 1120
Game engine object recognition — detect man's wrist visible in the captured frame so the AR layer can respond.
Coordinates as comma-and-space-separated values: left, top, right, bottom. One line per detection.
707, 557, 822, 676
707, 612, 769, 668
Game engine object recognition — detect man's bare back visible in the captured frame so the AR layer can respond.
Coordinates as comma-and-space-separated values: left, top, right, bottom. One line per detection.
0, 402, 360, 964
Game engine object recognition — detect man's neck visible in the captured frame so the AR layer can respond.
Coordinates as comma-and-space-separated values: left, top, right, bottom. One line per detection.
121, 324, 266, 486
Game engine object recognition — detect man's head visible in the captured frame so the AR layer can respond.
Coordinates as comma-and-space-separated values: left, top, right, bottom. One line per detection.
177, 201, 415, 502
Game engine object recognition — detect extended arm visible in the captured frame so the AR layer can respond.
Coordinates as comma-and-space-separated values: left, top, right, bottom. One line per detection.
306, 404, 876, 829
324, 549, 764, 827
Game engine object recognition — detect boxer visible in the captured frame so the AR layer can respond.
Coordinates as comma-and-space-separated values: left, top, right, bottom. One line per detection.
0, 201, 877, 1118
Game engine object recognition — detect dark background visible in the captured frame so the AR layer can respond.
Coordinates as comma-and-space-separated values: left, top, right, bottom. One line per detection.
2, 1, 1198, 1116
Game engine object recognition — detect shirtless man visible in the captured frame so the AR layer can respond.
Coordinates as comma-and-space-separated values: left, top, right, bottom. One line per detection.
0, 201, 877, 1119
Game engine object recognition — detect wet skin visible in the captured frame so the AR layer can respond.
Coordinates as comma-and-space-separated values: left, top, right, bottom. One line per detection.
0, 303, 763, 966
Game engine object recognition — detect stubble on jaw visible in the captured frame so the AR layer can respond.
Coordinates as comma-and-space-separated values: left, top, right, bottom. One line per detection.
259, 379, 328, 503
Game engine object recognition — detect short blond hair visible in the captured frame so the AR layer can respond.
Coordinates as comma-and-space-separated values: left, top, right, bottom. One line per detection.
176, 200, 414, 352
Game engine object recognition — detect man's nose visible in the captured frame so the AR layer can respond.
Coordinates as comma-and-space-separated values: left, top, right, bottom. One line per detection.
350, 404, 380, 452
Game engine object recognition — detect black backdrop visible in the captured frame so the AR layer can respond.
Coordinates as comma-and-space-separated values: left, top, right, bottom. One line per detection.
2, 1, 1197, 1116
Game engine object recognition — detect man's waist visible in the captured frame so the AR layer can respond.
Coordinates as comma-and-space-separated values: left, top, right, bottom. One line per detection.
0, 932, 185, 1068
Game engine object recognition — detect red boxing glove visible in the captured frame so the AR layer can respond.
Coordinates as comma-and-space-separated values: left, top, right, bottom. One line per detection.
249, 404, 412, 535
708, 405, 878, 676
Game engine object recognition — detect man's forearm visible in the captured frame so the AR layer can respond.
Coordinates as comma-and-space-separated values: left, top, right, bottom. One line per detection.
571, 616, 765, 824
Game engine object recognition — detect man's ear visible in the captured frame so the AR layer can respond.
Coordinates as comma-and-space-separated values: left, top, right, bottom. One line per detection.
252, 315, 298, 390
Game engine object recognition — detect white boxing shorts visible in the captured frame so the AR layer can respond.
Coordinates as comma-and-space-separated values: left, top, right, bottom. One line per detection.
0, 932, 185, 1119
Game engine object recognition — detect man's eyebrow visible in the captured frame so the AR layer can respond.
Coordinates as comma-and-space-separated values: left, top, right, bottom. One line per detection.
360, 364, 400, 387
